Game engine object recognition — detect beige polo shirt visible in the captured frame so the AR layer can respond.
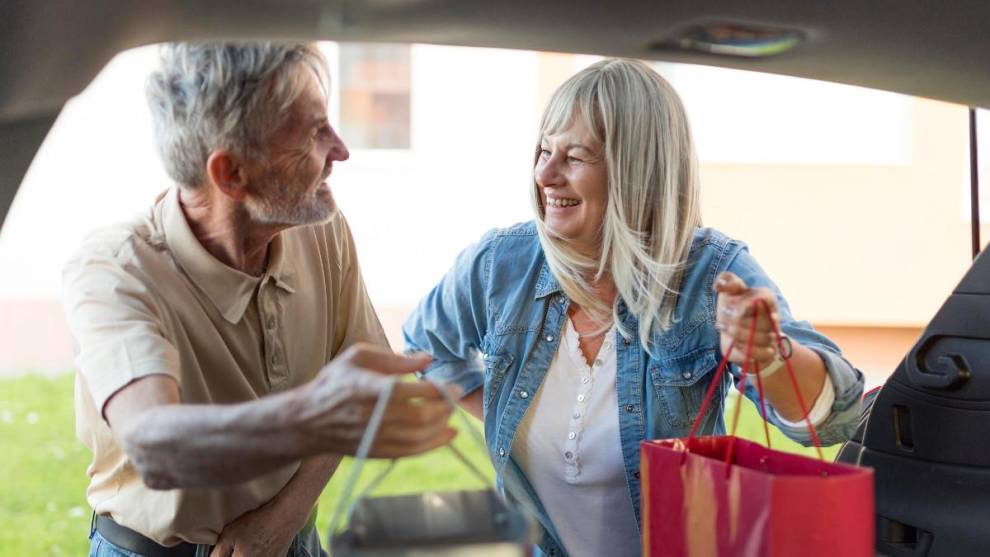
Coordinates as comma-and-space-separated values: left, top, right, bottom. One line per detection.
63, 187, 387, 546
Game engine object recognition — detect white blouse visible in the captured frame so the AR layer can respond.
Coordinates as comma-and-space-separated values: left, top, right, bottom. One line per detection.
513, 319, 640, 557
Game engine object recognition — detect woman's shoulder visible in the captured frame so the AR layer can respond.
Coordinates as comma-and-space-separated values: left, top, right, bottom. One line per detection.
689, 227, 744, 256
475, 220, 542, 254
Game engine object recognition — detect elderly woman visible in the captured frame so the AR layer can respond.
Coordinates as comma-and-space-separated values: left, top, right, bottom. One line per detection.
403, 59, 864, 557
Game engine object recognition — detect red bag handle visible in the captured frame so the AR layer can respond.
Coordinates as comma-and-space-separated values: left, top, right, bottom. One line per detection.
684, 298, 825, 465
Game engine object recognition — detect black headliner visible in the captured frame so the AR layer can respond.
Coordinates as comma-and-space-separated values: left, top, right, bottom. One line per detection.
2, 0, 989, 229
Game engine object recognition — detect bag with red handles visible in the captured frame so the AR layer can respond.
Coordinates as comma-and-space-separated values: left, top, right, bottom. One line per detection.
640, 299, 874, 557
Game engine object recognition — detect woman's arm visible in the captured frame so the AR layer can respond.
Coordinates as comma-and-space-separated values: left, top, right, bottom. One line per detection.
715, 247, 865, 446
403, 230, 497, 402
715, 272, 828, 422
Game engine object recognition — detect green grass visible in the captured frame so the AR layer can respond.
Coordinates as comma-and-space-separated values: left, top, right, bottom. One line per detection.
0, 373, 837, 556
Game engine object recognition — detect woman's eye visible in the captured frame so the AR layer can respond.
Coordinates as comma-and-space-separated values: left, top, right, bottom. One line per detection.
539, 148, 551, 158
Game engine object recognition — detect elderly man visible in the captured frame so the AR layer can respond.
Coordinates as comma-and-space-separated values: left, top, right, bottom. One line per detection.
63, 43, 452, 557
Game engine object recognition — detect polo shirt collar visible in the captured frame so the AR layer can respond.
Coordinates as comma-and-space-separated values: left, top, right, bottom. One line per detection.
161, 187, 295, 324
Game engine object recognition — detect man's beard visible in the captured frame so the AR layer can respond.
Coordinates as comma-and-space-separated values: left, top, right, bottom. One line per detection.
244, 167, 336, 227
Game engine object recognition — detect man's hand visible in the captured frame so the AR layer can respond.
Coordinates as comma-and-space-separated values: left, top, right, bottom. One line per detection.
294, 343, 459, 458
714, 272, 781, 369
208, 499, 298, 557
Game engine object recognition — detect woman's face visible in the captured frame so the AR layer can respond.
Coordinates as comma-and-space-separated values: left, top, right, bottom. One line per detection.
535, 118, 609, 254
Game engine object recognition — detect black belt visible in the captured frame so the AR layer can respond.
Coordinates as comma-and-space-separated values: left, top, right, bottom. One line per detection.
94, 514, 200, 557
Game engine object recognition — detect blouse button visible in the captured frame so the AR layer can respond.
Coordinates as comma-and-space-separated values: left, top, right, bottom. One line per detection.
594, 359, 603, 367
581, 377, 590, 384
577, 394, 586, 402
568, 432, 577, 440
564, 451, 573, 460
573, 411, 581, 419
603, 341, 612, 350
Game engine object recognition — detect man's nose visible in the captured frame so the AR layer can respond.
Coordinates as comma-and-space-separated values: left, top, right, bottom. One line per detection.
328, 127, 350, 162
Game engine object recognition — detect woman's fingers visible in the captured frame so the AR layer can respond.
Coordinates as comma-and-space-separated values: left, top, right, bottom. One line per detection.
714, 271, 748, 295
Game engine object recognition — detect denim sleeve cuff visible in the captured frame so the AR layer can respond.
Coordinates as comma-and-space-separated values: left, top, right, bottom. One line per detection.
768, 345, 865, 446
418, 360, 485, 399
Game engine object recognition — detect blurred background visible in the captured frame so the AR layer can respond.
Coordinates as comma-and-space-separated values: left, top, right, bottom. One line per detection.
1, 42, 988, 554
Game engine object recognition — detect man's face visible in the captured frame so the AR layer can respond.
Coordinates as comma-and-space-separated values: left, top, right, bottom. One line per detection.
244, 66, 349, 226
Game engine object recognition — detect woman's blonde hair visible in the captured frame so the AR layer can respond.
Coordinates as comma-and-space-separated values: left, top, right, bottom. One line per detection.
532, 58, 702, 349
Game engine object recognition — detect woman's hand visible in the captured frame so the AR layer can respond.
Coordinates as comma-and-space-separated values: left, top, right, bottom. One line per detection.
714, 271, 781, 370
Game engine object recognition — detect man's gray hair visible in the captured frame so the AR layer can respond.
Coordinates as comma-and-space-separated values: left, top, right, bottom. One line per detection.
146, 42, 330, 188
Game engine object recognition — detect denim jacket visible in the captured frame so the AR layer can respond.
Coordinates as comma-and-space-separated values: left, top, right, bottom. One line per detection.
402, 221, 864, 557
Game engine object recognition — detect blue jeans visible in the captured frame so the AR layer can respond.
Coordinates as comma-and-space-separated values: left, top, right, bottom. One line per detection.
88, 526, 327, 557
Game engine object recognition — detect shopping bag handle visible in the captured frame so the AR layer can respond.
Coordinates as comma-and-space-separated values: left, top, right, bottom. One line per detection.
327, 375, 494, 543
685, 298, 824, 462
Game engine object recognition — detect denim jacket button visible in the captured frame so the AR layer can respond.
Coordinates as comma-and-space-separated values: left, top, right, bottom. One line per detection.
682, 371, 693, 379
623, 337, 631, 345
520, 391, 529, 399
625, 404, 635, 413
499, 448, 506, 457
634, 471, 641, 479
545, 335, 555, 342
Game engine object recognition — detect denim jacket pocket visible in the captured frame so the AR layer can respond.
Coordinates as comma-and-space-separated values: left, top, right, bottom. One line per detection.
649, 349, 719, 429
482, 351, 514, 410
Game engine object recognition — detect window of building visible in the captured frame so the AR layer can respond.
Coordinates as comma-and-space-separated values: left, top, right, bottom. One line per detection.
337, 43, 411, 150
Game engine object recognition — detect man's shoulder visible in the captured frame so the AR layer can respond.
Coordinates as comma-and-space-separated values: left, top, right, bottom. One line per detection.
66, 208, 165, 270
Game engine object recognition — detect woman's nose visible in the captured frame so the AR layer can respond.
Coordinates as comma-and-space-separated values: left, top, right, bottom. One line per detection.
535, 155, 560, 187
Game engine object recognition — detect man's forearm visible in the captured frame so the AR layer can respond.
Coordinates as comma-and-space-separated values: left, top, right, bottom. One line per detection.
266, 454, 341, 529
122, 388, 320, 489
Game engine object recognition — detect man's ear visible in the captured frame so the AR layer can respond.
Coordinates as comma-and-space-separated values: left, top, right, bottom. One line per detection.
206, 150, 249, 201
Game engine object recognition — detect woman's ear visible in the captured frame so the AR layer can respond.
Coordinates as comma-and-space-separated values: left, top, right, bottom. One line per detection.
205, 149, 249, 201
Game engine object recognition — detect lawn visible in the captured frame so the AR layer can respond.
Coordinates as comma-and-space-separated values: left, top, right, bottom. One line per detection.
0, 373, 837, 556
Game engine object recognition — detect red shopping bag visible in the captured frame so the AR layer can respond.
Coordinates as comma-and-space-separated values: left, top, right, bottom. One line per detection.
640, 300, 874, 557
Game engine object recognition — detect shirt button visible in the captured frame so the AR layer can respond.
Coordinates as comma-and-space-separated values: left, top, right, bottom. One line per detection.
581, 377, 590, 384
266, 316, 275, 329
568, 432, 576, 440
520, 391, 529, 399
577, 394, 586, 402
682, 371, 693, 379
545, 335, 555, 342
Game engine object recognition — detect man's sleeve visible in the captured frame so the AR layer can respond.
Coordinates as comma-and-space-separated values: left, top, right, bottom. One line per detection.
62, 248, 181, 418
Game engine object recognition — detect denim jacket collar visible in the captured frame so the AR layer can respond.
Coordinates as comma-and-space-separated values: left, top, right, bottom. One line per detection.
534, 262, 562, 299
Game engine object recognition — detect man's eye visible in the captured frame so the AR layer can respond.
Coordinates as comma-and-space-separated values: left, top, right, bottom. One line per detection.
567, 156, 583, 163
